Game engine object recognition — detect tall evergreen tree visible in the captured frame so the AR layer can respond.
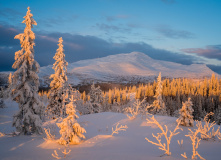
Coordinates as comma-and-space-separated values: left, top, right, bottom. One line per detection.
47, 37, 68, 118
12, 7, 43, 134
152, 72, 167, 115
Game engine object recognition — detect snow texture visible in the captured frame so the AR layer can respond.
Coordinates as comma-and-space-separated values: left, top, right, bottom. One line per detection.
0, 104, 221, 160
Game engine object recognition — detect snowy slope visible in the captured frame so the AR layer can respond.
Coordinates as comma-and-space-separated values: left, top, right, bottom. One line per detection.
0, 104, 221, 160
39, 52, 217, 85
0, 52, 218, 86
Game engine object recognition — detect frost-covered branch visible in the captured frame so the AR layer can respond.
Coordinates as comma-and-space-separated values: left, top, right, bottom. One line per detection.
52, 148, 71, 159
181, 152, 187, 159
0, 132, 5, 137
185, 128, 205, 160
217, 132, 221, 140
196, 112, 220, 140
52, 150, 61, 159
124, 99, 149, 120
111, 123, 128, 136
62, 148, 71, 158
177, 139, 183, 148
43, 128, 55, 141
145, 116, 182, 156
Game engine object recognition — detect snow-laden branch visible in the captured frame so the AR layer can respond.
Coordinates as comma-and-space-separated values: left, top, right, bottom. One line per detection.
185, 128, 205, 160
52, 150, 61, 159
181, 152, 187, 159
145, 116, 182, 156
111, 123, 128, 136
196, 112, 220, 140
52, 148, 71, 159
124, 98, 151, 120
43, 128, 55, 142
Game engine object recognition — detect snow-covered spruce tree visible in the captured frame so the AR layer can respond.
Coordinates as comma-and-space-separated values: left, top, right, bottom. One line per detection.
11, 7, 43, 134
177, 97, 194, 127
47, 37, 68, 118
88, 83, 103, 113
152, 72, 167, 115
57, 95, 86, 145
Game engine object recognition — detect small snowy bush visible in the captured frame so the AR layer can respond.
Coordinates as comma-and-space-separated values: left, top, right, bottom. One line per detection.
57, 95, 86, 145
196, 112, 220, 141
177, 97, 194, 127
145, 116, 182, 156
185, 127, 205, 160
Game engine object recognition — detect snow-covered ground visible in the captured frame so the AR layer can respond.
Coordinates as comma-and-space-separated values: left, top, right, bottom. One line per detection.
0, 101, 221, 160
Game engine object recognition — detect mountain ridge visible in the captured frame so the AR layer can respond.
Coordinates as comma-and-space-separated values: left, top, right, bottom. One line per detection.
39, 52, 217, 85
0, 52, 218, 86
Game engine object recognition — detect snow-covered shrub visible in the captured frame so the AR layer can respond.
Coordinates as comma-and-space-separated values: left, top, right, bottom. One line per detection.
89, 83, 103, 113
77, 100, 94, 115
177, 97, 194, 127
111, 123, 128, 136
124, 98, 150, 120
181, 152, 187, 159
11, 7, 43, 135
177, 139, 183, 148
145, 116, 182, 156
57, 95, 86, 145
52, 148, 71, 159
196, 112, 220, 141
185, 127, 205, 160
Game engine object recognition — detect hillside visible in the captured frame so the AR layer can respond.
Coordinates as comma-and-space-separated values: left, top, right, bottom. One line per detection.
0, 52, 218, 87
39, 52, 217, 85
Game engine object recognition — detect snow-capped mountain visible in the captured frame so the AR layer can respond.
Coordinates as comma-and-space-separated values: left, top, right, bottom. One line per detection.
39, 52, 217, 86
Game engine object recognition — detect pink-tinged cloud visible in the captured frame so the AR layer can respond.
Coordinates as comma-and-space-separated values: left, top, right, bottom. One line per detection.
181, 45, 221, 60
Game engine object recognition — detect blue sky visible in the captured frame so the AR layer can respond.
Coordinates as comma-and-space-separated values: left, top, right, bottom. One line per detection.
0, 0, 221, 73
